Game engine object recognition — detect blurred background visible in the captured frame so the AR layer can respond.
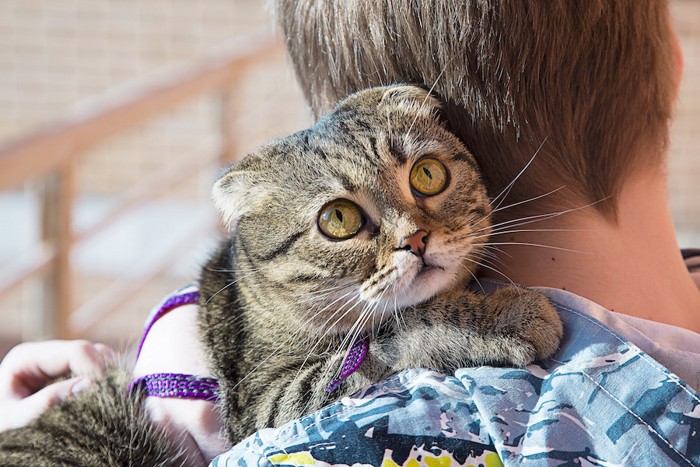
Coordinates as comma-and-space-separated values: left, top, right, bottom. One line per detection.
0, 0, 698, 357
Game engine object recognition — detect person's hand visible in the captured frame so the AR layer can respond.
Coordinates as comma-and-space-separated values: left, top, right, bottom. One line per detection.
133, 302, 230, 466
0, 340, 114, 432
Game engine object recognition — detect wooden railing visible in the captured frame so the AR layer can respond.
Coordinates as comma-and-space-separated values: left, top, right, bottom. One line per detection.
0, 37, 283, 339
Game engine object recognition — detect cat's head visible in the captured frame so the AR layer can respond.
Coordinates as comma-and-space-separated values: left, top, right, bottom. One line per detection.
213, 85, 491, 334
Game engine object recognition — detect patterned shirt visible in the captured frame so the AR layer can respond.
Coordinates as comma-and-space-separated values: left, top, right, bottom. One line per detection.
211, 259, 700, 466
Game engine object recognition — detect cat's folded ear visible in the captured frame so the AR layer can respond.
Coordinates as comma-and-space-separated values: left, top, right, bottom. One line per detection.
379, 84, 443, 118
212, 164, 259, 231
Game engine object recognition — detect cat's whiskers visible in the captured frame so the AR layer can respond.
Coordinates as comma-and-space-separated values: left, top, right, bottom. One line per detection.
370, 293, 384, 338
478, 204, 598, 237
405, 68, 446, 138
289, 283, 350, 299
294, 291, 368, 379
340, 300, 376, 348
462, 256, 516, 287
337, 304, 371, 356
358, 286, 390, 338
467, 201, 608, 258
302, 288, 361, 332
467, 228, 582, 245
204, 259, 276, 274
475, 240, 590, 255
290, 286, 357, 311
337, 298, 381, 373
374, 295, 393, 340
491, 186, 566, 214
230, 288, 361, 393
232, 322, 350, 396
470, 273, 487, 294
460, 139, 552, 240
294, 290, 360, 334
490, 226, 583, 236
399, 302, 409, 330
488, 137, 548, 212
391, 294, 400, 329
467, 190, 609, 248
359, 263, 397, 299
318, 286, 391, 388
204, 262, 278, 305
451, 205, 597, 257
460, 259, 488, 293
222, 283, 354, 319
469, 250, 506, 274
299, 292, 378, 388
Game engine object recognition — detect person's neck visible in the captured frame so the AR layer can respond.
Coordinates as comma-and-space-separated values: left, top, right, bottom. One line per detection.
480, 172, 700, 333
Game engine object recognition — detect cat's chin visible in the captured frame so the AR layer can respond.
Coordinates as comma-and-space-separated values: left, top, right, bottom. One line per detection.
338, 257, 463, 335
395, 264, 451, 307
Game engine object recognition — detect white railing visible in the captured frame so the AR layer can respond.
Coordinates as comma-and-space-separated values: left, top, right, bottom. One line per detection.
0, 37, 283, 338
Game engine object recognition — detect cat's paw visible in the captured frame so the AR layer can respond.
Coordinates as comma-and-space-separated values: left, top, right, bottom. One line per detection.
487, 287, 563, 365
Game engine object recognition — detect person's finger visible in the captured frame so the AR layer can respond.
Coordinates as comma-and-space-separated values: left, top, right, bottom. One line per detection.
0, 340, 113, 398
93, 343, 116, 365
0, 376, 93, 432
65, 340, 114, 377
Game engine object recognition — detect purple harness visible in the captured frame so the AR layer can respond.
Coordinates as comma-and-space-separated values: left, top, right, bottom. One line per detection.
129, 286, 369, 401
326, 335, 369, 393
128, 288, 220, 402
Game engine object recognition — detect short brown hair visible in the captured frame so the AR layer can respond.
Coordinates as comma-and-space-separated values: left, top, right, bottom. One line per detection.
274, 1, 675, 219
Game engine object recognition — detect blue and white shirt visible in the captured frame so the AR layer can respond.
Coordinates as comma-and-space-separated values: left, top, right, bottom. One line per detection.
212, 257, 700, 466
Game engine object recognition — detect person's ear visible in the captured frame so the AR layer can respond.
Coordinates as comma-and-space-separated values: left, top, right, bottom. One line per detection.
670, 25, 685, 103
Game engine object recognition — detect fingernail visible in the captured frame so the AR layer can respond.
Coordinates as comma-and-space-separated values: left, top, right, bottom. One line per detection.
94, 343, 116, 363
71, 378, 94, 395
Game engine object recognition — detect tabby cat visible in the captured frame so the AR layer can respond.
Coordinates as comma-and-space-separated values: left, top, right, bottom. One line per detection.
0, 85, 562, 465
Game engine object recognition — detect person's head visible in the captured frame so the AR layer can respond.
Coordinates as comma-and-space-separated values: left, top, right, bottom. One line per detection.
273, 1, 678, 220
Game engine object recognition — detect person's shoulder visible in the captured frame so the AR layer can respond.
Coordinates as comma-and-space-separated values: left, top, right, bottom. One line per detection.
213, 288, 700, 466
508, 287, 700, 465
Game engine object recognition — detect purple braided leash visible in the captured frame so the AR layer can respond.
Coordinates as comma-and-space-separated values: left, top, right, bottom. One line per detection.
131, 287, 369, 399
128, 373, 219, 402
326, 334, 370, 393
130, 288, 220, 402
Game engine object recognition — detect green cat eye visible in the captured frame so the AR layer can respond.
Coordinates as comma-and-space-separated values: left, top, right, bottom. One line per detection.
318, 199, 363, 240
410, 157, 448, 196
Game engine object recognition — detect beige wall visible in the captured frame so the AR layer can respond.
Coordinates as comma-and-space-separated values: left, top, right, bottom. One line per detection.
0, 0, 310, 199
0, 0, 311, 346
669, 0, 700, 242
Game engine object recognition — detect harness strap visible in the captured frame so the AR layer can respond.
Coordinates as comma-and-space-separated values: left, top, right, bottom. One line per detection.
326, 334, 369, 393
130, 286, 220, 402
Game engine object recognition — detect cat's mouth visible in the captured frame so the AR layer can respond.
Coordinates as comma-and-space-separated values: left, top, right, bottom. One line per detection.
416, 260, 445, 278
415, 261, 445, 278
393, 256, 451, 307
354, 253, 456, 328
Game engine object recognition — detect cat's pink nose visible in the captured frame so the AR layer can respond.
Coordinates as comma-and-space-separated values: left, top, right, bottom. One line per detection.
398, 229, 429, 256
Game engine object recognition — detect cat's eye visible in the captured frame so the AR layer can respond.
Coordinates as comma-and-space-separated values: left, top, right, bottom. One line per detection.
410, 157, 448, 196
318, 199, 364, 240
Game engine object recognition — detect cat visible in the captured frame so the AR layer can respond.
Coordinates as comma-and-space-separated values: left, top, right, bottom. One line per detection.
0, 84, 562, 465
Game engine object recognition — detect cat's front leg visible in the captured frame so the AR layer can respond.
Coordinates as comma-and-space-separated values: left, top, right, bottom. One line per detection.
474, 286, 563, 366
378, 286, 562, 372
